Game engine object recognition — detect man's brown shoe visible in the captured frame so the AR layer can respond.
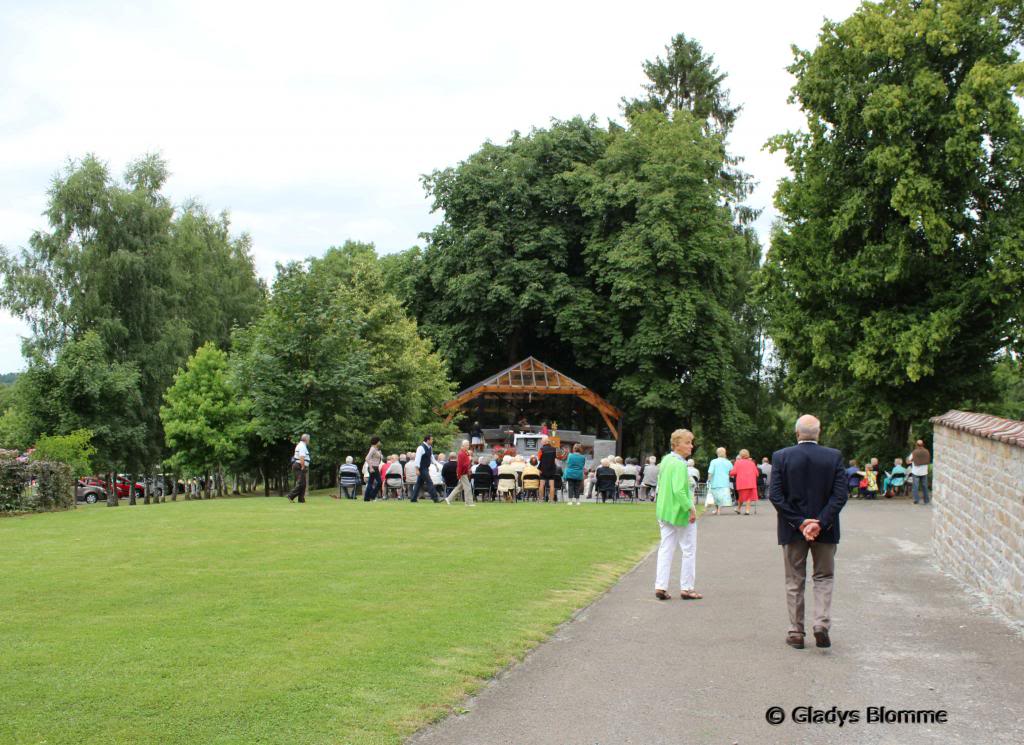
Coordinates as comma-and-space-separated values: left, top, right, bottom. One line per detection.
786, 632, 805, 649
654, 589, 671, 600
813, 627, 831, 648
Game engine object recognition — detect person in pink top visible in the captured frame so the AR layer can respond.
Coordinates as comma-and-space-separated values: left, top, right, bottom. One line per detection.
730, 449, 760, 515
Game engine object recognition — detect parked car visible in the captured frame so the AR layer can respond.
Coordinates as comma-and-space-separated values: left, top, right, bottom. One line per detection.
76, 479, 107, 504
113, 476, 147, 499
85, 475, 147, 499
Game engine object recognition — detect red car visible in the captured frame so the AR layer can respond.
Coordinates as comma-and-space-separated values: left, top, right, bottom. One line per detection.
85, 476, 146, 499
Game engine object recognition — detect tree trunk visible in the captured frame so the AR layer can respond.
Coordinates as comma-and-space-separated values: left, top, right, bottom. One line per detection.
143, 469, 151, 505
885, 413, 912, 466
128, 471, 137, 506
106, 471, 118, 507
171, 475, 178, 501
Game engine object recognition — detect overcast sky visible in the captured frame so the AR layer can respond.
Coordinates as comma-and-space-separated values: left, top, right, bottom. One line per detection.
0, 0, 863, 373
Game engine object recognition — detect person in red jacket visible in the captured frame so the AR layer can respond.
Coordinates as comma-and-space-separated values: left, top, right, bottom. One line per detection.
443, 440, 476, 507
730, 449, 760, 515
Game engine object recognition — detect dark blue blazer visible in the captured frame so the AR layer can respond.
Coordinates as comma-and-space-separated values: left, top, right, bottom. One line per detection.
768, 442, 848, 545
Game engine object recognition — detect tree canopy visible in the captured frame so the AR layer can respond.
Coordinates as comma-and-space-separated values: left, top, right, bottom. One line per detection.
161, 343, 251, 493
0, 155, 266, 472
397, 101, 760, 451
762, 0, 1024, 458
623, 32, 740, 134
232, 242, 455, 470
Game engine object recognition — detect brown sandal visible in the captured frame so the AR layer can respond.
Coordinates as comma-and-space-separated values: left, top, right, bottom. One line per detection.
654, 589, 671, 600
680, 590, 703, 600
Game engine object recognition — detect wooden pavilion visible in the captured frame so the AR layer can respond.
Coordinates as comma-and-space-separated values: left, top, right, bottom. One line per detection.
443, 357, 623, 443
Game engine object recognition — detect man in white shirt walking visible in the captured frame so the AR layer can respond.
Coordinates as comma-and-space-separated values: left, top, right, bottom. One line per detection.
411, 435, 441, 503
287, 434, 311, 503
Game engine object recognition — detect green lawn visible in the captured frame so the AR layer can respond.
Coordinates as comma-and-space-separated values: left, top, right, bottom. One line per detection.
0, 492, 658, 745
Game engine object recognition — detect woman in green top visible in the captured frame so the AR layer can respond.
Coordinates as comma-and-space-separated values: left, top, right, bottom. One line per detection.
654, 429, 702, 600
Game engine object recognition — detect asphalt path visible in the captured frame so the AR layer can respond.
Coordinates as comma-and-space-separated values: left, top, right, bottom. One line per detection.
408, 500, 1024, 745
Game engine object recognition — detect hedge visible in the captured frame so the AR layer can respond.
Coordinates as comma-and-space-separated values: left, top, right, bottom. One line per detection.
0, 459, 75, 514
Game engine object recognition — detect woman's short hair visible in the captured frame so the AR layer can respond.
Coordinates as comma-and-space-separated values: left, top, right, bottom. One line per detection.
502, 455, 512, 464
615, 455, 624, 464
572, 443, 582, 453
716, 446, 726, 457
345, 455, 354, 464
478, 456, 488, 465
601, 457, 611, 467
687, 459, 695, 466
370, 436, 380, 445
529, 456, 538, 465
670, 429, 694, 450
648, 455, 657, 464
739, 449, 750, 459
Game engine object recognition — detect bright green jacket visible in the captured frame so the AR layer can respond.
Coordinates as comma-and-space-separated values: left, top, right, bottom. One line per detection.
655, 452, 694, 526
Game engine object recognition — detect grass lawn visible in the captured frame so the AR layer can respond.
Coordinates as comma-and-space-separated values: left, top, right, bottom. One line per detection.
0, 492, 659, 745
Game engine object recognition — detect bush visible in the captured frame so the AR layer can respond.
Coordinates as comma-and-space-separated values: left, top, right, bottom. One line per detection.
0, 460, 75, 514
31, 429, 95, 478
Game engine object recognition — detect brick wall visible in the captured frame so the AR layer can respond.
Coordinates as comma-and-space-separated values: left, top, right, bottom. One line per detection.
931, 411, 1024, 625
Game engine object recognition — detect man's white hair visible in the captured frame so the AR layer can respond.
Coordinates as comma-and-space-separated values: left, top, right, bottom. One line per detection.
796, 414, 821, 441
461, 440, 470, 448
345, 455, 353, 464
502, 454, 512, 464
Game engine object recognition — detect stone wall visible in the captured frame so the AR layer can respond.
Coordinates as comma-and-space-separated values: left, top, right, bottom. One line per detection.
931, 410, 1024, 625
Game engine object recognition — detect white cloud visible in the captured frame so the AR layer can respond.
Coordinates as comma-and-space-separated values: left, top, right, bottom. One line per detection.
0, 0, 863, 373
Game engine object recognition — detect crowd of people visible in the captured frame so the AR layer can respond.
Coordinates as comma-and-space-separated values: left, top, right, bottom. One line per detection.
841, 440, 932, 504
285, 430, 933, 511
284, 432, 807, 508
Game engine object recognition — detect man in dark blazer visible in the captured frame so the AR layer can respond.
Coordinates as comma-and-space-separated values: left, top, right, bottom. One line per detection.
768, 415, 848, 650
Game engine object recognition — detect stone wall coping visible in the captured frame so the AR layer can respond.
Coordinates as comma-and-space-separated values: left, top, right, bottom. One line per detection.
930, 410, 1024, 448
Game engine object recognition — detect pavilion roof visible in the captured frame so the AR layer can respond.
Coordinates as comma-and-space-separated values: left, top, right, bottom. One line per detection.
444, 357, 622, 437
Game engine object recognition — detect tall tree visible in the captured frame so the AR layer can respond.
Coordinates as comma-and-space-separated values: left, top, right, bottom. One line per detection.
233, 242, 454, 483
623, 33, 740, 135
160, 343, 251, 497
412, 118, 609, 384
0, 155, 265, 474
409, 106, 760, 450
568, 109, 758, 445
763, 0, 1024, 459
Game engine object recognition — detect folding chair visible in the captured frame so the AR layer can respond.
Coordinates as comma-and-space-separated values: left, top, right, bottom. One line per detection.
618, 473, 638, 502
473, 470, 495, 502
596, 472, 618, 503
497, 472, 518, 503
521, 472, 541, 501
384, 470, 405, 499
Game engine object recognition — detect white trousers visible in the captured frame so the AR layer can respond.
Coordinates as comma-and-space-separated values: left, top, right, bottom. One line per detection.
655, 520, 697, 592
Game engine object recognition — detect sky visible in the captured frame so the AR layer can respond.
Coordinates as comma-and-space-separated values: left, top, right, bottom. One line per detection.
0, 0, 863, 373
